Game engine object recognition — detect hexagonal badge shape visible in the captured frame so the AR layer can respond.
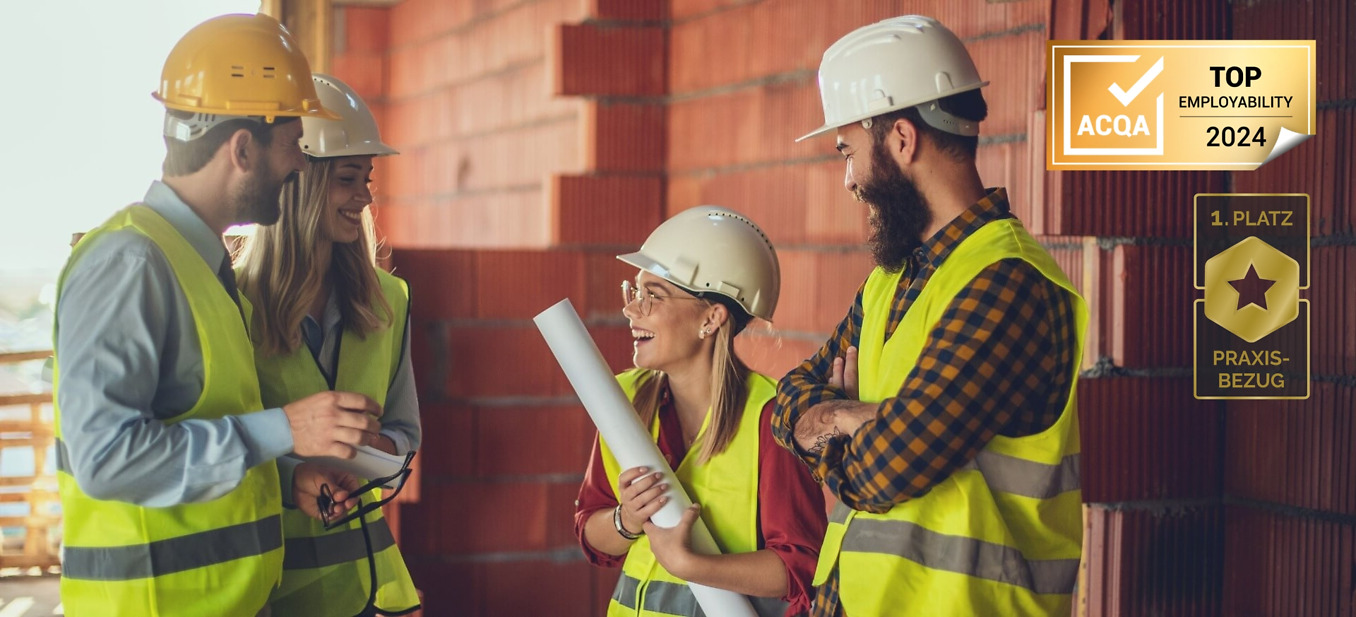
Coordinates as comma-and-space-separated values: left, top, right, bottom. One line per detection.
1203, 236, 1299, 343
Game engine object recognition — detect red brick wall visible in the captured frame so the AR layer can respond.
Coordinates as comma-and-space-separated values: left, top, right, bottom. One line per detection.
328, 1, 1356, 615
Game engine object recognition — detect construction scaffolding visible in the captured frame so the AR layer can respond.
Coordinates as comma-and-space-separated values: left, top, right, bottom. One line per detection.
0, 350, 60, 572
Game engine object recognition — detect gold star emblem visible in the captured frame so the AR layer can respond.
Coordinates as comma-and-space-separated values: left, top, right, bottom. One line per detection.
1203, 236, 1298, 343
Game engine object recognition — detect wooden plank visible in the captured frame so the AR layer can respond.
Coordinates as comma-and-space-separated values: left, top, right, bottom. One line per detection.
0, 554, 61, 569
0, 493, 52, 503
0, 435, 54, 442
0, 477, 42, 487
0, 394, 51, 407
0, 430, 54, 438
0, 515, 60, 527
0, 351, 51, 365
0, 420, 53, 429
0, 438, 54, 449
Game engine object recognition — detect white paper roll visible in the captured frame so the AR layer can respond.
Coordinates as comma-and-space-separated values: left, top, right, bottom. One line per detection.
534, 299, 758, 617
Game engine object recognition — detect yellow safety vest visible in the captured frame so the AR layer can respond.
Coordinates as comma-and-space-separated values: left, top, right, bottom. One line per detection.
813, 217, 1087, 616
54, 205, 283, 616
600, 369, 788, 617
249, 270, 420, 616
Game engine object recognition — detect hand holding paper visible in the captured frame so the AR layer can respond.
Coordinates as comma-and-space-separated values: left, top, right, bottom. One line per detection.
283, 390, 384, 459
301, 444, 408, 489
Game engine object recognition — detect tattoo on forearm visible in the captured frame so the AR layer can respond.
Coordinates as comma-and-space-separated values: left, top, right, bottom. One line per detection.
809, 426, 844, 454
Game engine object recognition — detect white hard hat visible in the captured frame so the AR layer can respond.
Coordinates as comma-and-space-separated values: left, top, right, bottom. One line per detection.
618, 206, 780, 322
798, 15, 988, 142
299, 74, 399, 158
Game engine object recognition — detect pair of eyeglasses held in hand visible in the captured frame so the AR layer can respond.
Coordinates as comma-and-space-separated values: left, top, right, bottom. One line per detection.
316, 450, 417, 531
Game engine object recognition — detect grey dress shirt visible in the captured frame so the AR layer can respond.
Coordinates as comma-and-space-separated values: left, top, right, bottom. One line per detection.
55, 181, 292, 506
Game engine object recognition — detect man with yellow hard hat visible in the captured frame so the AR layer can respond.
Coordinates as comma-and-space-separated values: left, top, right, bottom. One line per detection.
53, 14, 386, 616
774, 15, 1087, 616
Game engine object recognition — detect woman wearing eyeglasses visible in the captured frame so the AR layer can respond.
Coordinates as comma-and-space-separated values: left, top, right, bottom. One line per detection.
574, 207, 827, 616
235, 74, 421, 617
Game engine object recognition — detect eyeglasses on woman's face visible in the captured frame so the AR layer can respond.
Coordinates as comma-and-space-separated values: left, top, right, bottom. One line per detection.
621, 279, 705, 316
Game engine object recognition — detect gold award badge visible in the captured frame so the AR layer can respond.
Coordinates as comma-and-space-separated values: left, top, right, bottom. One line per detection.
1194, 194, 1310, 399
1048, 41, 1315, 170
1202, 237, 1298, 343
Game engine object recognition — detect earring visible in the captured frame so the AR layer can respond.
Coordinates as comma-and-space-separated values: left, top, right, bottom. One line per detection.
698, 328, 708, 340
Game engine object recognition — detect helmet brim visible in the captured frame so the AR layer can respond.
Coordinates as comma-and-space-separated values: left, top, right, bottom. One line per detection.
616, 251, 702, 297
304, 143, 401, 158
795, 81, 990, 143
795, 123, 836, 143
153, 93, 342, 122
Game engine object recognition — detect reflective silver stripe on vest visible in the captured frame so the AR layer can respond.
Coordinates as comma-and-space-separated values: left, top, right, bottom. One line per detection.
613, 574, 788, 616
643, 580, 698, 616
828, 501, 851, 524
282, 518, 397, 570
63, 516, 283, 581
841, 518, 1078, 595
613, 572, 641, 609
960, 450, 1081, 500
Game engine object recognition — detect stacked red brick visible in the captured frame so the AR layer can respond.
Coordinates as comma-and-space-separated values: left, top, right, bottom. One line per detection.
1222, 0, 1356, 613
332, 1, 663, 614
1052, 0, 1356, 615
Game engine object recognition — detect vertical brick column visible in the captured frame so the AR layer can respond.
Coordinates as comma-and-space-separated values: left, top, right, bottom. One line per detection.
1043, 1, 1233, 615
542, 4, 671, 608
1220, 1, 1356, 614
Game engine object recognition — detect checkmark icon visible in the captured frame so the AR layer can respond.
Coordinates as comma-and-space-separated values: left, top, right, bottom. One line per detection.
1107, 56, 1164, 107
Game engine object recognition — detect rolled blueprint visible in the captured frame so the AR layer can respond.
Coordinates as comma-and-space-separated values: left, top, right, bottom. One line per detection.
534, 299, 758, 617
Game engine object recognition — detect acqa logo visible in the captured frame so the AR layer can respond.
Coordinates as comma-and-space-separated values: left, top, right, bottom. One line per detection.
1076, 56, 1164, 139
1076, 113, 1152, 137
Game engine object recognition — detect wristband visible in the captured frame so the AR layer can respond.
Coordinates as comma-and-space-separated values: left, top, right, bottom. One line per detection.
613, 504, 643, 540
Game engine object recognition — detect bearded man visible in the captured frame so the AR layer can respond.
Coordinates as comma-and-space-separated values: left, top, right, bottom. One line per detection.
771, 16, 1089, 617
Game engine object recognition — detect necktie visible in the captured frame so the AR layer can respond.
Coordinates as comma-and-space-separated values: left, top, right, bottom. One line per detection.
218, 254, 243, 311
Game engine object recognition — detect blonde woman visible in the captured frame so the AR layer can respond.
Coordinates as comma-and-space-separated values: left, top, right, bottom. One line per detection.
236, 74, 420, 617
574, 207, 827, 616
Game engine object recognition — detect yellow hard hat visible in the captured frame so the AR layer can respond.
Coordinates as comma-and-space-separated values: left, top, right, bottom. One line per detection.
153, 13, 338, 122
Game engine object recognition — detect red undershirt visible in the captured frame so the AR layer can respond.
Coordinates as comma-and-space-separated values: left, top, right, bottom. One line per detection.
573, 396, 827, 615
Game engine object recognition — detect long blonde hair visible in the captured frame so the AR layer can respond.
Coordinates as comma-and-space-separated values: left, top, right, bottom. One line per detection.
235, 157, 392, 356
632, 304, 750, 465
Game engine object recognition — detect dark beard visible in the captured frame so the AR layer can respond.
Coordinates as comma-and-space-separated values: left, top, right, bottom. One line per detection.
854, 141, 931, 272
236, 169, 296, 226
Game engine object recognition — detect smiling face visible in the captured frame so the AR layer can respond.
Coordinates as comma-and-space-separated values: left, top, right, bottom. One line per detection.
835, 122, 932, 270
319, 155, 376, 244
235, 119, 308, 227
623, 271, 714, 374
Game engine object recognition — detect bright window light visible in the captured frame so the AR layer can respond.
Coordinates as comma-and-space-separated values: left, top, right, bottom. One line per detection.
1, 0, 264, 276
0, 0, 264, 350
